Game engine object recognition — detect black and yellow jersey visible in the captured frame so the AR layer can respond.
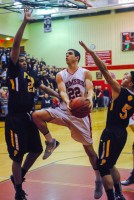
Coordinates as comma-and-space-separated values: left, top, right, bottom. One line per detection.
7, 58, 41, 113
106, 87, 134, 129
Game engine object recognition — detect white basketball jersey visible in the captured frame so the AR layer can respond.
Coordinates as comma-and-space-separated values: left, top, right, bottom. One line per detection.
46, 67, 93, 145
59, 67, 87, 109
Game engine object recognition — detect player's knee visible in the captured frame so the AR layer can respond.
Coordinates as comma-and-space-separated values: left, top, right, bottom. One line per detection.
32, 111, 45, 126
32, 111, 40, 121
11, 154, 23, 163
99, 165, 110, 177
32, 110, 49, 123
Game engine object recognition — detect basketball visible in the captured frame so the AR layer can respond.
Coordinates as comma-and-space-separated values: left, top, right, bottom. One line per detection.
69, 97, 91, 118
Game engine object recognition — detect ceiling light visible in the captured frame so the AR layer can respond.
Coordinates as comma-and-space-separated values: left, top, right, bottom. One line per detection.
5, 37, 11, 40
36, 8, 59, 15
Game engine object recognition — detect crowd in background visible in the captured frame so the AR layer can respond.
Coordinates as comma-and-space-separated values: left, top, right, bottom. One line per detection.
0, 47, 111, 117
93, 85, 110, 111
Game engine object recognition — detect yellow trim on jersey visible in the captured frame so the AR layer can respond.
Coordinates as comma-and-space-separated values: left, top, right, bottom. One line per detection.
110, 100, 114, 111
10, 130, 15, 147
10, 79, 15, 90
106, 140, 110, 158
100, 159, 106, 165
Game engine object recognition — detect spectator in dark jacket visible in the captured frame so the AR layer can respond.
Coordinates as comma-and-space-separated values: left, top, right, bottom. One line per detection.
41, 93, 53, 109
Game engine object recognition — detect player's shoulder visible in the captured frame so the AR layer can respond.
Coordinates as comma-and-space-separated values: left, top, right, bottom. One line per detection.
56, 69, 66, 79
58, 68, 67, 75
82, 68, 92, 79
80, 67, 90, 74
79, 67, 87, 71
77, 67, 88, 75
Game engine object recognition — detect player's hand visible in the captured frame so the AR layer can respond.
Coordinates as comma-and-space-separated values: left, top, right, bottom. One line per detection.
67, 101, 71, 110
85, 98, 93, 111
24, 7, 33, 22
79, 41, 94, 54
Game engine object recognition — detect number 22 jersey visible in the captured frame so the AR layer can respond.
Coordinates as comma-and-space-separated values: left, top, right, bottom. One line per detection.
59, 67, 87, 110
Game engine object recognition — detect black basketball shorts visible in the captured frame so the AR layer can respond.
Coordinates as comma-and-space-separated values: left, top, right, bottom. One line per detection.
98, 127, 127, 169
5, 112, 43, 161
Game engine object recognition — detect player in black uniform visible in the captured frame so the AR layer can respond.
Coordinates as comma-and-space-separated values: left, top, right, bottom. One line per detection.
79, 41, 134, 200
5, 8, 59, 200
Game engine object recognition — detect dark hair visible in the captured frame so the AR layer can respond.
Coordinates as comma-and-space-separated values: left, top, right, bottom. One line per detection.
68, 49, 81, 63
130, 71, 134, 84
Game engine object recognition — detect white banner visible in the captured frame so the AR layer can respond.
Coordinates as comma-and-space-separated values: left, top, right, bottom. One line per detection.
44, 15, 52, 33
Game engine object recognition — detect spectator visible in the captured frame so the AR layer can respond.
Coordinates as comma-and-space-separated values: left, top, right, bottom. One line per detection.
1, 76, 7, 87
41, 93, 53, 109
97, 86, 104, 110
103, 87, 110, 108
1, 53, 7, 68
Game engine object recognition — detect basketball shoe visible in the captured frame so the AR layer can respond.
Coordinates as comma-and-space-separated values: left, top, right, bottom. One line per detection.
121, 170, 134, 186
15, 190, 27, 200
94, 180, 103, 199
42, 139, 60, 160
115, 193, 126, 200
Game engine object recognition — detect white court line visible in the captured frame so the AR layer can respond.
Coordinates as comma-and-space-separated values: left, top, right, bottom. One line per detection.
0, 177, 94, 188
22, 178, 94, 189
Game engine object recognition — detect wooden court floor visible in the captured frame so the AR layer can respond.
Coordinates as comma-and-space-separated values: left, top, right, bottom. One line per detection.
0, 110, 134, 200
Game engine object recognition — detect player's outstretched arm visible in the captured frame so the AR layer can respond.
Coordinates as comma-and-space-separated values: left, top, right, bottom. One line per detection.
10, 7, 33, 64
39, 84, 60, 99
79, 41, 121, 95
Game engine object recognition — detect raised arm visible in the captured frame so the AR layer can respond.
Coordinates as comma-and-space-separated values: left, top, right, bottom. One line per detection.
79, 41, 121, 99
10, 7, 32, 64
56, 72, 70, 107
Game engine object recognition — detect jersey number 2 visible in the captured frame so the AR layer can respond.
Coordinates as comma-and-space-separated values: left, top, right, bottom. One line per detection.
68, 87, 81, 99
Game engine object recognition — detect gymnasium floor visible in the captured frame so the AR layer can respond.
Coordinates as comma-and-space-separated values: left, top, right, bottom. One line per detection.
0, 110, 134, 200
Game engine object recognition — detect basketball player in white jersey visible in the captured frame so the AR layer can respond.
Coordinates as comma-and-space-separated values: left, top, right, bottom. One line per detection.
32, 49, 103, 199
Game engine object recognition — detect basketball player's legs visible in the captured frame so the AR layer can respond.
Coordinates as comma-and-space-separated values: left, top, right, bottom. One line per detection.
5, 114, 34, 199
83, 144, 103, 199
32, 109, 60, 159
98, 128, 127, 200
32, 109, 54, 139
83, 144, 101, 180
110, 166, 121, 186
21, 121, 43, 179
22, 152, 41, 175
101, 167, 124, 200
